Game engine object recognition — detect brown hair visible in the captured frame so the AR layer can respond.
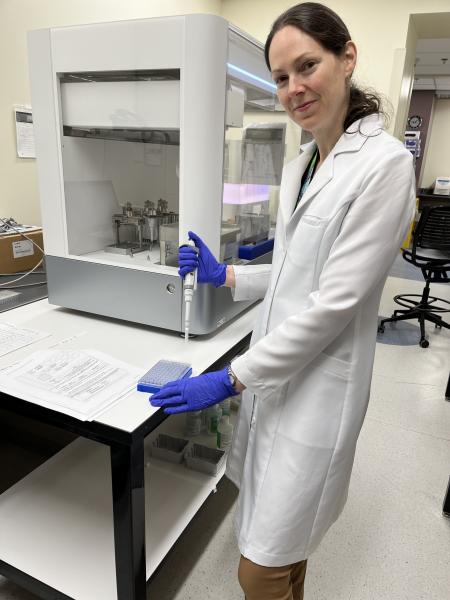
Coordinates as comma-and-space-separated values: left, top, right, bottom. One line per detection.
264, 2, 387, 131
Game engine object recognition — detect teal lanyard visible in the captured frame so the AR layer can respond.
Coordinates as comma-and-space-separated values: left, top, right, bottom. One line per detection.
296, 148, 319, 210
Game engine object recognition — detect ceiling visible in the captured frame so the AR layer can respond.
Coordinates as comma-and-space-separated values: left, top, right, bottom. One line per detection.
414, 38, 450, 95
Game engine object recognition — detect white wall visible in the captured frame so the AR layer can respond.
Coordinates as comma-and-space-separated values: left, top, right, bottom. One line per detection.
421, 99, 450, 187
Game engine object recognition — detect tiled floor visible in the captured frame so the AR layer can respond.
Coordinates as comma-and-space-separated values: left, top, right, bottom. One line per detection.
0, 274, 449, 599
388, 252, 424, 282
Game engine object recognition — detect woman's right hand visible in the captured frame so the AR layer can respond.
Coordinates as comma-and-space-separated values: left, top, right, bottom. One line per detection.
178, 231, 227, 287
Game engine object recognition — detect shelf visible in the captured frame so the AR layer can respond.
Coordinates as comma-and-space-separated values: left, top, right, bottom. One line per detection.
144, 412, 234, 579
0, 412, 235, 599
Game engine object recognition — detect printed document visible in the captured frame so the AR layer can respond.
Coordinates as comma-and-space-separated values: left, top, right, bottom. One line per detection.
0, 348, 142, 420
0, 323, 50, 357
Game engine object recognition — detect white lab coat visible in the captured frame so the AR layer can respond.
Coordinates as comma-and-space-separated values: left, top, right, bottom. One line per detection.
227, 114, 416, 567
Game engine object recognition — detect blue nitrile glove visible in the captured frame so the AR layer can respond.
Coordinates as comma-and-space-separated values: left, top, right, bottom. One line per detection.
150, 367, 237, 414
178, 231, 227, 287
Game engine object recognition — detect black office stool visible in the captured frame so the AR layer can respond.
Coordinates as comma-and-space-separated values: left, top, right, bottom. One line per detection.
378, 206, 450, 348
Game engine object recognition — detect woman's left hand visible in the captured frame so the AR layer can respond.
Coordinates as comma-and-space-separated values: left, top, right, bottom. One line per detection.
150, 367, 237, 414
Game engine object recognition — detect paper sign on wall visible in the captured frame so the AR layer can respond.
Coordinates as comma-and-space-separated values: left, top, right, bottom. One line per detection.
14, 105, 35, 158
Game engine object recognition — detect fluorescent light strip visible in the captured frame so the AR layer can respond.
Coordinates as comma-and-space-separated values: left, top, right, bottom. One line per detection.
227, 63, 276, 92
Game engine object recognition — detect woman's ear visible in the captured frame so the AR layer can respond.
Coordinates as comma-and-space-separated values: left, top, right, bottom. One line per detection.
343, 41, 357, 79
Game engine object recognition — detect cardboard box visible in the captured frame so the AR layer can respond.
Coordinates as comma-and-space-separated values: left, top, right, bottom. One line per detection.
0, 228, 44, 274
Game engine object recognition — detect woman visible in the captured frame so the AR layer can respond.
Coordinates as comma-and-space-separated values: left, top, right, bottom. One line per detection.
151, 3, 416, 598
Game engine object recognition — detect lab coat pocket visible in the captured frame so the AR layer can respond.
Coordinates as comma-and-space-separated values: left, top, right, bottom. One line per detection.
319, 352, 351, 379
286, 215, 327, 270
279, 352, 349, 450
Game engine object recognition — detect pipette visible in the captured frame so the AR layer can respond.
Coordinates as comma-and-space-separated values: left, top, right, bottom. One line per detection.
183, 239, 198, 342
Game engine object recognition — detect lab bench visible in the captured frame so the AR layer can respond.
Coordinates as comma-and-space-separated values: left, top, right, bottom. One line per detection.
0, 269, 47, 313
417, 188, 450, 210
0, 299, 255, 600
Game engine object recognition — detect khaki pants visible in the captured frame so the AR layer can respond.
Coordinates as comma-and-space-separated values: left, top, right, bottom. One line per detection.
238, 555, 307, 600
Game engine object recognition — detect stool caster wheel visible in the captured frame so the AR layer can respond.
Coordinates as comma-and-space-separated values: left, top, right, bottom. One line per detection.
420, 339, 429, 348
435, 324, 442, 329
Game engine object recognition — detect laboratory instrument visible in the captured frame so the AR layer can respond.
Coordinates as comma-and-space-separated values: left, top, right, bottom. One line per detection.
137, 359, 192, 393
107, 200, 177, 256
28, 14, 288, 334
434, 177, 450, 196
183, 239, 198, 342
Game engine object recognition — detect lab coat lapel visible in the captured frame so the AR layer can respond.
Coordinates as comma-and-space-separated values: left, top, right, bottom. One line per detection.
280, 142, 316, 226
293, 152, 334, 215
285, 147, 334, 242
289, 116, 382, 221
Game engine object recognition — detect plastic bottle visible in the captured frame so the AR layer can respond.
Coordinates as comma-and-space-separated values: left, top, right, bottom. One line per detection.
217, 415, 233, 450
220, 397, 231, 416
206, 404, 221, 436
200, 409, 208, 432
231, 393, 242, 412
185, 410, 202, 437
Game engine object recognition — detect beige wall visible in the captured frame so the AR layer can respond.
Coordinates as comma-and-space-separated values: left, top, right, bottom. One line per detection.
0, 0, 221, 226
224, 0, 409, 103
421, 99, 450, 188
2, 0, 450, 224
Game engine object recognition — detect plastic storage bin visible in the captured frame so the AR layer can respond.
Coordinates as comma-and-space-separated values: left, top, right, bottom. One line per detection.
185, 442, 226, 475
150, 434, 189, 464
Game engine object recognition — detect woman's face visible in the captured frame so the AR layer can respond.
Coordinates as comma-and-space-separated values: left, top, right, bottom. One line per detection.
269, 25, 356, 137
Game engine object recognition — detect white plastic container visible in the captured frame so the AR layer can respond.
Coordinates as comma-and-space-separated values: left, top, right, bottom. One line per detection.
217, 415, 233, 450
231, 392, 241, 411
206, 404, 221, 436
220, 397, 231, 416
200, 409, 208, 431
185, 410, 202, 436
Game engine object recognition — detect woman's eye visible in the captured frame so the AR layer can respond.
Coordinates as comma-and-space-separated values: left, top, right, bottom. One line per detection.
302, 61, 316, 71
275, 76, 288, 87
